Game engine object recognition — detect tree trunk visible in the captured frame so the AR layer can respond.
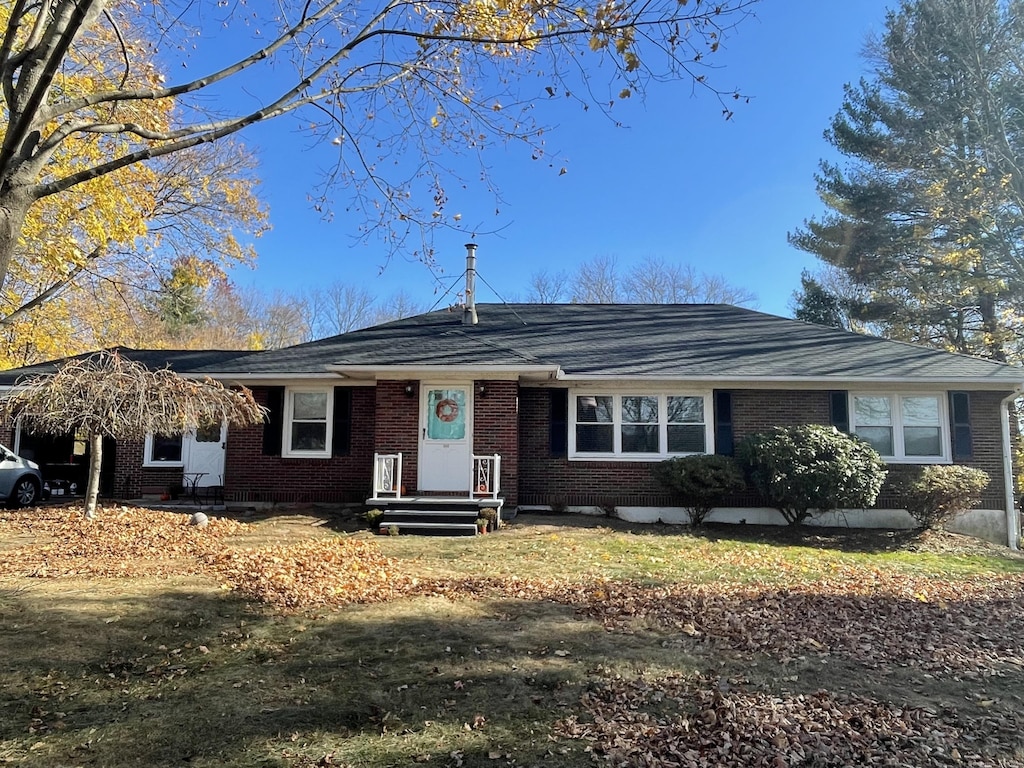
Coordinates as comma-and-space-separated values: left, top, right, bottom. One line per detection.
84, 432, 103, 519
0, 189, 33, 295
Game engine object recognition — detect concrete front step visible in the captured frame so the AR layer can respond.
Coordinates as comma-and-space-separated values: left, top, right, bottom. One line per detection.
381, 509, 481, 526
369, 496, 503, 536
380, 521, 478, 536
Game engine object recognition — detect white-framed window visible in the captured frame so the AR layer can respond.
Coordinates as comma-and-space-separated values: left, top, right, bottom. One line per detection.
144, 433, 184, 466
284, 387, 333, 458
850, 393, 948, 462
570, 392, 711, 460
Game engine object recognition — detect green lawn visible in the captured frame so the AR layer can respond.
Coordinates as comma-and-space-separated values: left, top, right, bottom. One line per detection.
2, 509, 1023, 767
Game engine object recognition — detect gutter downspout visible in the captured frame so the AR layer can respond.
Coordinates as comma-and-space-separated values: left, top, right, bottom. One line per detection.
999, 386, 1023, 550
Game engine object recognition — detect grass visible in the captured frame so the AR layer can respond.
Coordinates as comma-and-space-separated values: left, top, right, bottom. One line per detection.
376, 515, 1024, 583
2, 509, 1023, 767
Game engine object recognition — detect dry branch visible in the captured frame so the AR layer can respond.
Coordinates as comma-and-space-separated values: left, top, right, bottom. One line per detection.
0, 350, 265, 517
1, 349, 265, 438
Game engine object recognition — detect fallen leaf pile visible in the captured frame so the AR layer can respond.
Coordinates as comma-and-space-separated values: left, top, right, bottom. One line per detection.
0, 504, 244, 577
5, 507, 1024, 681
555, 673, 1018, 767
407, 574, 1024, 676
574, 578, 1024, 676
206, 538, 412, 607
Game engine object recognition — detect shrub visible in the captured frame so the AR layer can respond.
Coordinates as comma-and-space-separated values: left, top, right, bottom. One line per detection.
737, 424, 887, 526
896, 465, 990, 530
651, 455, 745, 527
364, 508, 384, 528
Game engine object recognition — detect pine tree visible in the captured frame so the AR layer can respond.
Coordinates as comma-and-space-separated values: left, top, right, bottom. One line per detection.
791, 270, 847, 329
790, 0, 1024, 361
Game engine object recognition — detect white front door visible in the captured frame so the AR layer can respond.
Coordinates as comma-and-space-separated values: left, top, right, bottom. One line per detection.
419, 384, 472, 492
184, 422, 226, 487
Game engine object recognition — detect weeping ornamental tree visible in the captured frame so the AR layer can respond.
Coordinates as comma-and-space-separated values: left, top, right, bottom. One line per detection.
1, 351, 265, 518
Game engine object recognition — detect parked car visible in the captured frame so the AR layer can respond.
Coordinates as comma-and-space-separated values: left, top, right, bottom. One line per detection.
0, 444, 44, 507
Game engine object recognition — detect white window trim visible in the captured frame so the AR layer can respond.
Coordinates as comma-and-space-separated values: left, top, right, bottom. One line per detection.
283, 386, 334, 459
849, 391, 951, 463
143, 433, 185, 468
568, 391, 713, 461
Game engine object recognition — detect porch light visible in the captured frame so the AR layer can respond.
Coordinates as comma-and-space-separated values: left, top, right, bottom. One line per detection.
477, 384, 487, 398
404, 382, 416, 397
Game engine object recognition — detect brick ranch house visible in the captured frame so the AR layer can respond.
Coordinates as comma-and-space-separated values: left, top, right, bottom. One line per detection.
1, 302, 1022, 545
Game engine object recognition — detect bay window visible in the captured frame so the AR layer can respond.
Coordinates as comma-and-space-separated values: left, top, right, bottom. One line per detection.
571, 392, 710, 459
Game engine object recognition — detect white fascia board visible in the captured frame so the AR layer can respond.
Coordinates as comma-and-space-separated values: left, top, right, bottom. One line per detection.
325, 364, 563, 380
184, 373, 348, 386
546, 374, 1024, 390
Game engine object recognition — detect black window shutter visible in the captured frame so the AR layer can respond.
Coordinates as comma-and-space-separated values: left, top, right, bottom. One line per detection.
829, 391, 850, 433
714, 391, 734, 456
332, 387, 353, 457
949, 391, 972, 460
262, 387, 285, 456
549, 389, 568, 457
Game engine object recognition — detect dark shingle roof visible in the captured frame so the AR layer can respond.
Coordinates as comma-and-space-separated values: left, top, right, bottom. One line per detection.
190, 304, 1023, 385
0, 347, 257, 386
0, 307, 1017, 386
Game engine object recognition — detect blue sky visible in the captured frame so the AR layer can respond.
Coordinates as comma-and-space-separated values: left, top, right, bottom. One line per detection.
223, 1, 894, 317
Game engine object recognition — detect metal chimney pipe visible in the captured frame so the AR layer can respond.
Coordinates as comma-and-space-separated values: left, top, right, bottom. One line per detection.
463, 242, 478, 326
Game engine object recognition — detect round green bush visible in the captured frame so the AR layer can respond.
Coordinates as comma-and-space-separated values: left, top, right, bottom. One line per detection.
896, 465, 990, 529
737, 424, 887, 526
652, 454, 745, 527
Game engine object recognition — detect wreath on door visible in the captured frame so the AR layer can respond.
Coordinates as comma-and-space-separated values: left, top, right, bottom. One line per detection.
435, 398, 460, 423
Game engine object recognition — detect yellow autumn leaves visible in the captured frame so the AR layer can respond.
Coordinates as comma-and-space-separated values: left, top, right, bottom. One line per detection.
0, 6, 266, 368
427, 0, 640, 67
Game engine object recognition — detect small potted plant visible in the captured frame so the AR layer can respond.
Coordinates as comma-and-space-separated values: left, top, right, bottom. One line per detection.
479, 507, 498, 532
475, 517, 488, 535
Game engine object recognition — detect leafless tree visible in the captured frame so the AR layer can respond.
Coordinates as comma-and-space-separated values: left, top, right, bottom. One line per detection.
526, 269, 570, 303
563, 255, 757, 306
373, 291, 429, 325
570, 255, 623, 303
624, 258, 757, 305
305, 283, 378, 337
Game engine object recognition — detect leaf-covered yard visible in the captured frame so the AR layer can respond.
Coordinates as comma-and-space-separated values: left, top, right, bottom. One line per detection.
2, 506, 1023, 767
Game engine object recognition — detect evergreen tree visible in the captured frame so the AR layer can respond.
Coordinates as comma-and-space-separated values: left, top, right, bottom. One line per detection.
154, 259, 208, 340
792, 270, 848, 329
789, 0, 1024, 361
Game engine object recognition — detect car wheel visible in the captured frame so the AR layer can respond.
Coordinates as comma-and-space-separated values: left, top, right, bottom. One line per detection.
10, 476, 39, 508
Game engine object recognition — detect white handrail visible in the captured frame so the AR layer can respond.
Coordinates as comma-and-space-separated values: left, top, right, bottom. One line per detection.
471, 453, 501, 500
373, 452, 403, 498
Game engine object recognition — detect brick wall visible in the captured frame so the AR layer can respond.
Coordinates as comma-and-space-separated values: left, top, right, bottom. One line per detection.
518, 387, 1013, 510
113, 438, 182, 499
371, 380, 520, 502
374, 381, 420, 494
92, 383, 1015, 510
222, 385, 376, 504
732, 390, 831, 440
518, 388, 672, 507
473, 380, 519, 506
107, 381, 523, 505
